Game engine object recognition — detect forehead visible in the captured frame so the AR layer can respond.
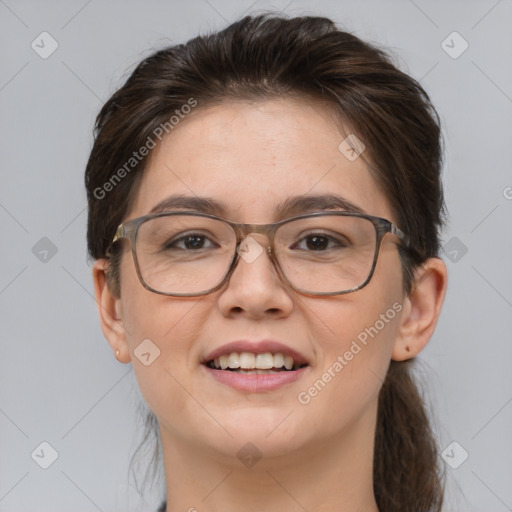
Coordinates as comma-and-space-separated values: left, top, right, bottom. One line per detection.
125, 98, 392, 223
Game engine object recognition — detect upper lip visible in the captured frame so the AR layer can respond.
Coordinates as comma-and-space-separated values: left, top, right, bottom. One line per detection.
201, 340, 310, 366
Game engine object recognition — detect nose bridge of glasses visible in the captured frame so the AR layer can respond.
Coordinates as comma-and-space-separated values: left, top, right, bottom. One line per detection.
234, 222, 275, 250
229, 222, 282, 286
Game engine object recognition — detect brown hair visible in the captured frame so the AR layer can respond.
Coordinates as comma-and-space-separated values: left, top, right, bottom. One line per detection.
85, 14, 445, 511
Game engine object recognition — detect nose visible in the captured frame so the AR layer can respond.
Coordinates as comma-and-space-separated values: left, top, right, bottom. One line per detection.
216, 235, 294, 319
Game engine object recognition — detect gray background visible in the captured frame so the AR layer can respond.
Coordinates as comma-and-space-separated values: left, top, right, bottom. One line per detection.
1, 0, 511, 511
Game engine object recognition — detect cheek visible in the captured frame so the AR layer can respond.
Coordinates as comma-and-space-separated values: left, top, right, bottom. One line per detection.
121, 297, 207, 421
118, 254, 209, 410
295, 252, 404, 429
309, 244, 404, 370
118, 251, 201, 339
308, 292, 401, 382
293, 300, 401, 440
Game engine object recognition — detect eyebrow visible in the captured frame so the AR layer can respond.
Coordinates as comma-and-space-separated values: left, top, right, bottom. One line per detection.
149, 192, 365, 219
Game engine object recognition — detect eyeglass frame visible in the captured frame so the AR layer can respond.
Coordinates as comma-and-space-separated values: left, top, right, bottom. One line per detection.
108, 210, 411, 297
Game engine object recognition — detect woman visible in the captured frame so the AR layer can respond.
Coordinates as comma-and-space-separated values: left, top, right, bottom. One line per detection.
86, 14, 448, 512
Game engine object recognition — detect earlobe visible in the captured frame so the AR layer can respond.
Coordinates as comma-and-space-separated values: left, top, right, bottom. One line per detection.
92, 259, 131, 363
392, 258, 448, 361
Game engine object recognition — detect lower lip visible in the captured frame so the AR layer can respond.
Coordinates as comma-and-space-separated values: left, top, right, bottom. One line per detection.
201, 364, 310, 392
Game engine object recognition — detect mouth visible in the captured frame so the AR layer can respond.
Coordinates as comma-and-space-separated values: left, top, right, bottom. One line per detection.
200, 340, 311, 392
204, 351, 309, 374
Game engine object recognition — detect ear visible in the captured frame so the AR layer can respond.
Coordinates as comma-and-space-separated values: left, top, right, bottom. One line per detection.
92, 259, 131, 363
392, 257, 447, 361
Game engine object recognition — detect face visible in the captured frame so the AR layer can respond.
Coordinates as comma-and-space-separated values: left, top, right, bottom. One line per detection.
111, 98, 407, 463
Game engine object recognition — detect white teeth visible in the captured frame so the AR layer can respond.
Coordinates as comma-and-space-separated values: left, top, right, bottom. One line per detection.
228, 353, 240, 368
255, 353, 274, 369
209, 351, 300, 370
273, 353, 284, 369
239, 352, 256, 369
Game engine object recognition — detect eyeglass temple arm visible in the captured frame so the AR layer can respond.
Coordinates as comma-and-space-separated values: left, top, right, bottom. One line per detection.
390, 223, 411, 248
112, 224, 125, 244
105, 224, 127, 257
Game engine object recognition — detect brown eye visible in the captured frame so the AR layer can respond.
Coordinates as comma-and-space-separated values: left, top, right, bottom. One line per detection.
292, 233, 347, 252
164, 232, 218, 251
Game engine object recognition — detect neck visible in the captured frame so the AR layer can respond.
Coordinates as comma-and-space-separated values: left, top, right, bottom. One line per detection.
159, 404, 379, 512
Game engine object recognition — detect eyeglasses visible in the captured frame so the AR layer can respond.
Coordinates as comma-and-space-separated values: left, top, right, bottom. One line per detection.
108, 211, 410, 297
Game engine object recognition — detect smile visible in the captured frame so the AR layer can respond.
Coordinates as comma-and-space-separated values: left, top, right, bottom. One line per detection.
202, 351, 310, 392
205, 351, 308, 372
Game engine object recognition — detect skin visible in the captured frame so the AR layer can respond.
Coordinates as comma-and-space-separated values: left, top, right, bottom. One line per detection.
93, 98, 447, 512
